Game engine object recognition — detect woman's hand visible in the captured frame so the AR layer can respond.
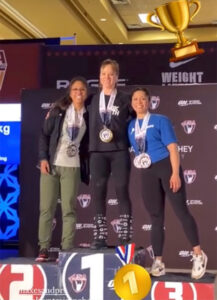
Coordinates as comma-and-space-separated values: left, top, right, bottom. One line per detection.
40, 160, 50, 174
169, 173, 181, 193
167, 143, 181, 193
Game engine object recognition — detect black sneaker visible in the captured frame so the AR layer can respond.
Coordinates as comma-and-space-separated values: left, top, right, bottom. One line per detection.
35, 248, 49, 262
90, 240, 108, 250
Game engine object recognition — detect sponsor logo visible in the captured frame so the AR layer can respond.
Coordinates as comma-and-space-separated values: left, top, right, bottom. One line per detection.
179, 250, 193, 257
0, 264, 47, 300
151, 281, 197, 300
56, 78, 128, 89
169, 57, 197, 68
68, 274, 87, 293
107, 279, 114, 290
0, 50, 7, 90
49, 247, 60, 252
178, 145, 193, 153
181, 120, 196, 134
108, 198, 118, 206
142, 224, 152, 231
178, 99, 202, 106
186, 200, 203, 206
111, 219, 121, 233
150, 96, 160, 110
161, 71, 203, 85
79, 243, 90, 248
77, 194, 91, 208
0, 156, 7, 162
76, 223, 95, 229
0, 125, 10, 135
41, 103, 53, 109
184, 170, 197, 184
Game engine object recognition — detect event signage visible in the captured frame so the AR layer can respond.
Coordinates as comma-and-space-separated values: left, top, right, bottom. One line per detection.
0, 260, 215, 300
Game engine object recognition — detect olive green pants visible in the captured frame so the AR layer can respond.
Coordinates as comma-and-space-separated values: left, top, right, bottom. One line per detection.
38, 166, 80, 250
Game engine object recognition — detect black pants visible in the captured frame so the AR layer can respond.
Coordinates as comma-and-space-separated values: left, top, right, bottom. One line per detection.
90, 150, 132, 241
90, 150, 131, 215
140, 157, 200, 256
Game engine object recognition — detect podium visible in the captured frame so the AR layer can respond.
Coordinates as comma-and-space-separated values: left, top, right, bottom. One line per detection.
0, 248, 216, 300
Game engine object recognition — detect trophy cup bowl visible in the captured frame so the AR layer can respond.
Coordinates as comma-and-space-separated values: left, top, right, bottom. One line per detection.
146, 0, 204, 61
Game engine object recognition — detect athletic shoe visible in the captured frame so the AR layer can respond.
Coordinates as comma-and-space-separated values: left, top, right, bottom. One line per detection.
150, 259, 166, 277
35, 248, 49, 262
191, 251, 208, 279
90, 240, 108, 250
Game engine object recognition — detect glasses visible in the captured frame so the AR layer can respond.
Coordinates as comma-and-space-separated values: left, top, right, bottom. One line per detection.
71, 88, 86, 92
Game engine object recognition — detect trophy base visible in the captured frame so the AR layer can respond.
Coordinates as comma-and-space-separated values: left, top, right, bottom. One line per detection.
170, 41, 204, 62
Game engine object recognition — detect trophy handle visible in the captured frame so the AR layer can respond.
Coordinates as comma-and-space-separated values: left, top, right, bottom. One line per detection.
189, 0, 201, 21
146, 12, 164, 31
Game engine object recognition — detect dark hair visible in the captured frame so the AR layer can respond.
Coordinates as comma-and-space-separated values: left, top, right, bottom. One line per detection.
129, 87, 150, 118
54, 76, 88, 110
100, 58, 119, 76
131, 87, 150, 100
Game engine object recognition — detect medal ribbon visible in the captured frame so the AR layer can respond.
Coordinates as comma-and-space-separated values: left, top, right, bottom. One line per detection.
116, 243, 136, 265
65, 104, 85, 141
135, 112, 151, 154
99, 89, 117, 127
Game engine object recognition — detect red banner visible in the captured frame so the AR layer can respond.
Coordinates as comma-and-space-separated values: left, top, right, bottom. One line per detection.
0, 44, 41, 102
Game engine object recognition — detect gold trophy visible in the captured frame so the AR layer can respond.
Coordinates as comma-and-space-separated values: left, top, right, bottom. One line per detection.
146, 0, 204, 62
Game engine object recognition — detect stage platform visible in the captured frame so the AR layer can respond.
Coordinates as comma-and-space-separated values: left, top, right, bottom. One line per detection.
0, 248, 216, 300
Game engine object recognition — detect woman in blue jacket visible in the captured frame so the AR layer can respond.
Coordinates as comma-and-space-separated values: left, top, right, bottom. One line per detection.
128, 87, 207, 280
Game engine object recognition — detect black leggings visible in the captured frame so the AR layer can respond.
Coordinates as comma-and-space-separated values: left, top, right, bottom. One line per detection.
90, 150, 132, 216
140, 157, 200, 256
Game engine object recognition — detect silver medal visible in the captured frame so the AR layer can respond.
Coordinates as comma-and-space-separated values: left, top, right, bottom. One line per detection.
134, 153, 151, 169
133, 155, 141, 168
138, 153, 151, 168
99, 127, 113, 143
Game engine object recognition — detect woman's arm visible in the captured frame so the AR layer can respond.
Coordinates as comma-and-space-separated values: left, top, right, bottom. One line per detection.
38, 107, 57, 173
167, 142, 181, 193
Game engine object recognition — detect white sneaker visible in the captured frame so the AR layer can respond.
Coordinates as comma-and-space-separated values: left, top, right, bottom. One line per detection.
191, 251, 208, 279
150, 259, 166, 277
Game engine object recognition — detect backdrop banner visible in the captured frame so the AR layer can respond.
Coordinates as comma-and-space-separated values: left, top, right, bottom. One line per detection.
20, 84, 217, 270
41, 42, 217, 89
0, 44, 41, 102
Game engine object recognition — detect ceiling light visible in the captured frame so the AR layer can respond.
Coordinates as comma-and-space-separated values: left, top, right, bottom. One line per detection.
100, 18, 107, 22
138, 13, 148, 23
138, 13, 160, 24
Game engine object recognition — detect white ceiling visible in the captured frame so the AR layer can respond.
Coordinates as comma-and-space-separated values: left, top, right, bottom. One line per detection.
0, 0, 217, 45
